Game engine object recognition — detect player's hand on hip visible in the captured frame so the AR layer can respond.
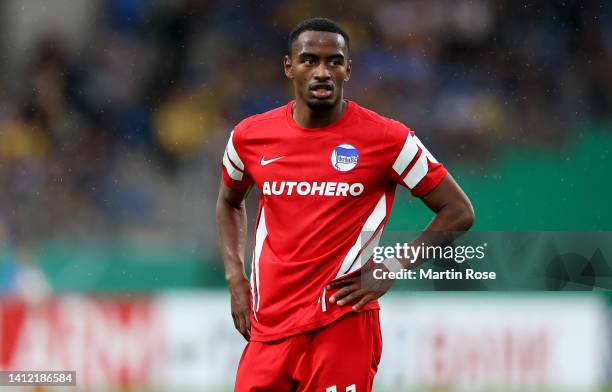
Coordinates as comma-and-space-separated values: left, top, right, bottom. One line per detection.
327, 259, 396, 311
227, 276, 252, 341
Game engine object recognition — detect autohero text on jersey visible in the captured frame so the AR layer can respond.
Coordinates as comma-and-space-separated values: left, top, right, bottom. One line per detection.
262, 181, 365, 197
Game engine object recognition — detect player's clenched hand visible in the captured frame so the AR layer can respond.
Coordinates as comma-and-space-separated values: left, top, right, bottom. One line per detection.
228, 276, 252, 341
327, 259, 395, 311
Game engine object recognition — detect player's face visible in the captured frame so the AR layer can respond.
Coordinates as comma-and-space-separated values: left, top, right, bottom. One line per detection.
284, 31, 351, 111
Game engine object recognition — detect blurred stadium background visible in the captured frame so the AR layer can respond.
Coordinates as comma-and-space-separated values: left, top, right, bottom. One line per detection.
0, 0, 611, 391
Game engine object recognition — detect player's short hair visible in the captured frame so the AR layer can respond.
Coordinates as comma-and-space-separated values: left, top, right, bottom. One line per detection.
288, 17, 350, 56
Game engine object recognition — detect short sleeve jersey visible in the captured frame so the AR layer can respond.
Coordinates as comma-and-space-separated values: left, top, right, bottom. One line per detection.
221, 100, 447, 341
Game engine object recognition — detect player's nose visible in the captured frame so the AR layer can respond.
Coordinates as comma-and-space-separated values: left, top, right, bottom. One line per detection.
313, 63, 331, 80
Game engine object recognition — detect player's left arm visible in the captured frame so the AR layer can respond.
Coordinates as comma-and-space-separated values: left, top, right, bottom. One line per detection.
418, 172, 474, 233
329, 173, 474, 309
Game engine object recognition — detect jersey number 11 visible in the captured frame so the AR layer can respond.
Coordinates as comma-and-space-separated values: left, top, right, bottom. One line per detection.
326, 384, 356, 392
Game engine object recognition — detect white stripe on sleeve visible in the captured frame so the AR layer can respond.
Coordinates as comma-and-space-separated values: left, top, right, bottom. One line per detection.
392, 133, 419, 175
413, 136, 439, 163
226, 131, 245, 170
223, 150, 243, 181
403, 152, 429, 189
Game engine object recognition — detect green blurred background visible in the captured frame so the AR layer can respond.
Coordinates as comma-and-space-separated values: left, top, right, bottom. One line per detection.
22, 125, 611, 292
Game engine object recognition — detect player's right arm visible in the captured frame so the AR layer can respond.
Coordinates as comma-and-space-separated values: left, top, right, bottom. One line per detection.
216, 181, 253, 341
217, 127, 254, 341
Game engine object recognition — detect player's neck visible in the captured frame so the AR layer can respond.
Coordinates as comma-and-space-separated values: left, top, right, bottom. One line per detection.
292, 99, 347, 129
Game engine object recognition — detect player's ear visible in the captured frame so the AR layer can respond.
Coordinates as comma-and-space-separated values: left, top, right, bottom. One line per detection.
344, 58, 352, 82
283, 55, 294, 79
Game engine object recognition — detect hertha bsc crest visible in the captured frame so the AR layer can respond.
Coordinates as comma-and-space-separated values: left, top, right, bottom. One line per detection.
331, 144, 359, 172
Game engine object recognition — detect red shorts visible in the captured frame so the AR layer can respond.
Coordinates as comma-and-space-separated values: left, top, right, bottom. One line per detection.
234, 310, 382, 392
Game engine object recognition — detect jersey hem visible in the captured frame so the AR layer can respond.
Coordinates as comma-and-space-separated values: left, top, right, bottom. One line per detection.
249, 303, 380, 342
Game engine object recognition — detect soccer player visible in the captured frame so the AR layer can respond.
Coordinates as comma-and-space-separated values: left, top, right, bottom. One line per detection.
217, 17, 474, 392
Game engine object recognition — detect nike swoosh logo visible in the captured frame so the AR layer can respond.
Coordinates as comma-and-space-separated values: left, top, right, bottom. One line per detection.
261, 156, 285, 166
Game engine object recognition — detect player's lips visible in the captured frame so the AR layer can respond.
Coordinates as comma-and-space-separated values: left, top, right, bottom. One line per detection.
309, 84, 334, 99
311, 89, 333, 99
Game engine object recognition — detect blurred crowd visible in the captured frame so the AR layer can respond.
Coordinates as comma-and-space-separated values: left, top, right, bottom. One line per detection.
0, 0, 610, 250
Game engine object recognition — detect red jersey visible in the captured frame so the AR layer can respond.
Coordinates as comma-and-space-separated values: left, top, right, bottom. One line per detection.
221, 100, 447, 341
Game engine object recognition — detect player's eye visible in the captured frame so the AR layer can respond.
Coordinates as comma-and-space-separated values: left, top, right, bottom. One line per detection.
304, 58, 315, 65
